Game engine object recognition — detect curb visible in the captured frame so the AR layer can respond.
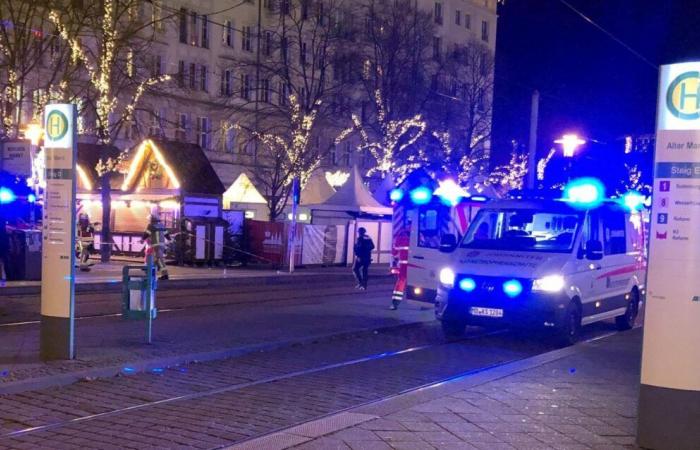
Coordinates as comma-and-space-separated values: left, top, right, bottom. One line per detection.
226, 332, 623, 450
3, 271, 394, 296
0, 321, 428, 395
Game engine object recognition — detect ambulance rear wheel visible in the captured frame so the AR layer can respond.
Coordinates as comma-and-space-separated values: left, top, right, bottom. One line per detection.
615, 289, 639, 331
441, 319, 466, 340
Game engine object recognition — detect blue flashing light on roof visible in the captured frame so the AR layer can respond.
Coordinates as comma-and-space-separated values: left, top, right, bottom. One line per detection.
409, 186, 432, 205
435, 179, 468, 207
470, 195, 488, 202
0, 187, 16, 204
621, 191, 646, 211
27, 193, 37, 203
389, 188, 404, 202
503, 279, 523, 298
562, 178, 605, 209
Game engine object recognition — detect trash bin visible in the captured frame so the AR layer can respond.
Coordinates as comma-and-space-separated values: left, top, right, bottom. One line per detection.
7, 229, 42, 281
122, 263, 157, 320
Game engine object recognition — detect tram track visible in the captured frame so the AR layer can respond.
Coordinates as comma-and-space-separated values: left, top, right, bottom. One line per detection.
0, 281, 397, 327
0, 327, 507, 442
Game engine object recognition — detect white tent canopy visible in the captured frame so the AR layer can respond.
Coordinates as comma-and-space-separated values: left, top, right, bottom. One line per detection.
308, 165, 392, 216
223, 172, 266, 206
301, 169, 336, 205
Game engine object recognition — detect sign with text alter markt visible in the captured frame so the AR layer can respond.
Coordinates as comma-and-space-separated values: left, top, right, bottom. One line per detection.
638, 63, 700, 449
40, 104, 77, 361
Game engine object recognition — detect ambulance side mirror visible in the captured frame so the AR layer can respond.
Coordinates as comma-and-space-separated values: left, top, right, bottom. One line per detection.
440, 234, 458, 253
585, 240, 604, 261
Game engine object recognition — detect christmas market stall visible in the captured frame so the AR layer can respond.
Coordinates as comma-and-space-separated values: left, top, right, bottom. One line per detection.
77, 139, 226, 262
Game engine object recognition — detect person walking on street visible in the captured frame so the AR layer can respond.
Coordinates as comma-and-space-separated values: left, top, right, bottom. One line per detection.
76, 213, 96, 272
353, 227, 374, 290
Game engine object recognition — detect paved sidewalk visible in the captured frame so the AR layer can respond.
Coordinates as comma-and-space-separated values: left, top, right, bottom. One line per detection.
235, 329, 642, 450
4, 262, 390, 295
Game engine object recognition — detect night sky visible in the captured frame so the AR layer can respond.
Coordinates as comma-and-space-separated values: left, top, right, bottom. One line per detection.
491, 0, 700, 164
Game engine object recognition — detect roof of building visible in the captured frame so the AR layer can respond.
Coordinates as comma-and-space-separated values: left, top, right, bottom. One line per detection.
78, 139, 225, 196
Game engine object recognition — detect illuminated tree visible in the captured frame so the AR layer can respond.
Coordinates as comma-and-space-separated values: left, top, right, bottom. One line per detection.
50, 0, 171, 261
335, 88, 426, 179
241, 95, 324, 221
0, 0, 84, 137
228, 0, 359, 220
487, 151, 528, 193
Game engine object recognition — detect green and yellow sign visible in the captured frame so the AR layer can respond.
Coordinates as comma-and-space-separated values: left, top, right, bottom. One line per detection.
45, 110, 69, 142
666, 71, 700, 120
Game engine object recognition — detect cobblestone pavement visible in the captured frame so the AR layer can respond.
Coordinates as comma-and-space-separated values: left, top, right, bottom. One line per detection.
271, 329, 643, 450
0, 317, 624, 449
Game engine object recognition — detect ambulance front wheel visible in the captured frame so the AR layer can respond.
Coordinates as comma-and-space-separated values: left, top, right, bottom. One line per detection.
615, 288, 639, 331
441, 318, 466, 340
554, 300, 581, 347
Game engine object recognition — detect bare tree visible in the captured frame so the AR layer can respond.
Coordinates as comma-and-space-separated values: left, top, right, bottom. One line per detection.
50, 0, 172, 261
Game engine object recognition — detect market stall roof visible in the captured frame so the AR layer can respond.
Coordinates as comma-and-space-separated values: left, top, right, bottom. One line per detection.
76, 143, 122, 191
300, 169, 335, 205
223, 172, 266, 205
121, 139, 225, 195
307, 165, 391, 215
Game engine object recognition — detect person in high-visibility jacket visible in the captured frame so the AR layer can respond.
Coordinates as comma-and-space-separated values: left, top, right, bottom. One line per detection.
390, 231, 410, 310
141, 214, 171, 280
76, 213, 95, 272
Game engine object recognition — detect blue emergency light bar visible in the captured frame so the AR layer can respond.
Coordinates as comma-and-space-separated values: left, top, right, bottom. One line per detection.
0, 187, 16, 204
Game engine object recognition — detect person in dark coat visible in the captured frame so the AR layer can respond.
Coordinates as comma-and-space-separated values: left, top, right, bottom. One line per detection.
352, 227, 375, 290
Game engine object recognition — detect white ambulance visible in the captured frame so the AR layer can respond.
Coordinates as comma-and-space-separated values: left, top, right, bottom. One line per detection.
434, 195, 646, 345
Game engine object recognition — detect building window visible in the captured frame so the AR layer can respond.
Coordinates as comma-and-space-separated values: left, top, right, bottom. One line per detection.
481, 20, 489, 42
152, 0, 163, 31
329, 144, 337, 165
189, 63, 196, 89
455, 10, 461, 26
240, 74, 251, 100
278, 81, 287, 106
190, 11, 199, 46
279, 0, 290, 15
221, 69, 233, 97
201, 15, 209, 48
242, 26, 252, 52
263, 31, 272, 56
197, 117, 210, 149
151, 54, 164, 77
200, 65, 208, 92
179, 8, 188, 43
434, 2, 442, 25
222, 121, 236, 152
343, 143, 351, 166
432, 36, 441, 60
149, 110, 164, 137
176, 113, 189, 141
465, 13, 471, 29
178, 60, 185, 87
223, 20, 233, 47
261, 78, 270, 103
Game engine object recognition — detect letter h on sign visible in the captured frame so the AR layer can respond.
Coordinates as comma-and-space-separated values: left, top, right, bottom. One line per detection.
680, 81, 700, 110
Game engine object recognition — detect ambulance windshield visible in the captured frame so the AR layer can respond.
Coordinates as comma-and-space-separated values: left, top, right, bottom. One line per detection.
461, 207, 584, 253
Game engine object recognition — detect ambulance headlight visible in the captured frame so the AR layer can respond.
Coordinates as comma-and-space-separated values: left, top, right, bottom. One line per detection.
532, 275, 565, 293
439, 268, 455, 288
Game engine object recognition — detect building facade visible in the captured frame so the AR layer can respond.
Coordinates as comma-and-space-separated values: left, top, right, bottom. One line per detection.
7, 0, 498, 209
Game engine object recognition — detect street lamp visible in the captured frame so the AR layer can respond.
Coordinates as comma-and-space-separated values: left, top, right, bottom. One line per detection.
23, 122, 44, 146
555, 134, 586, 158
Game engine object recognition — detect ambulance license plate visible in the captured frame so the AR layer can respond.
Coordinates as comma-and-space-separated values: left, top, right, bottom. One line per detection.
470, 307, 504, 318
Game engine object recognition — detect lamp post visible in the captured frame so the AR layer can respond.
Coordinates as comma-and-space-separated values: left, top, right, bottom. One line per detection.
555, 134, 585, 181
